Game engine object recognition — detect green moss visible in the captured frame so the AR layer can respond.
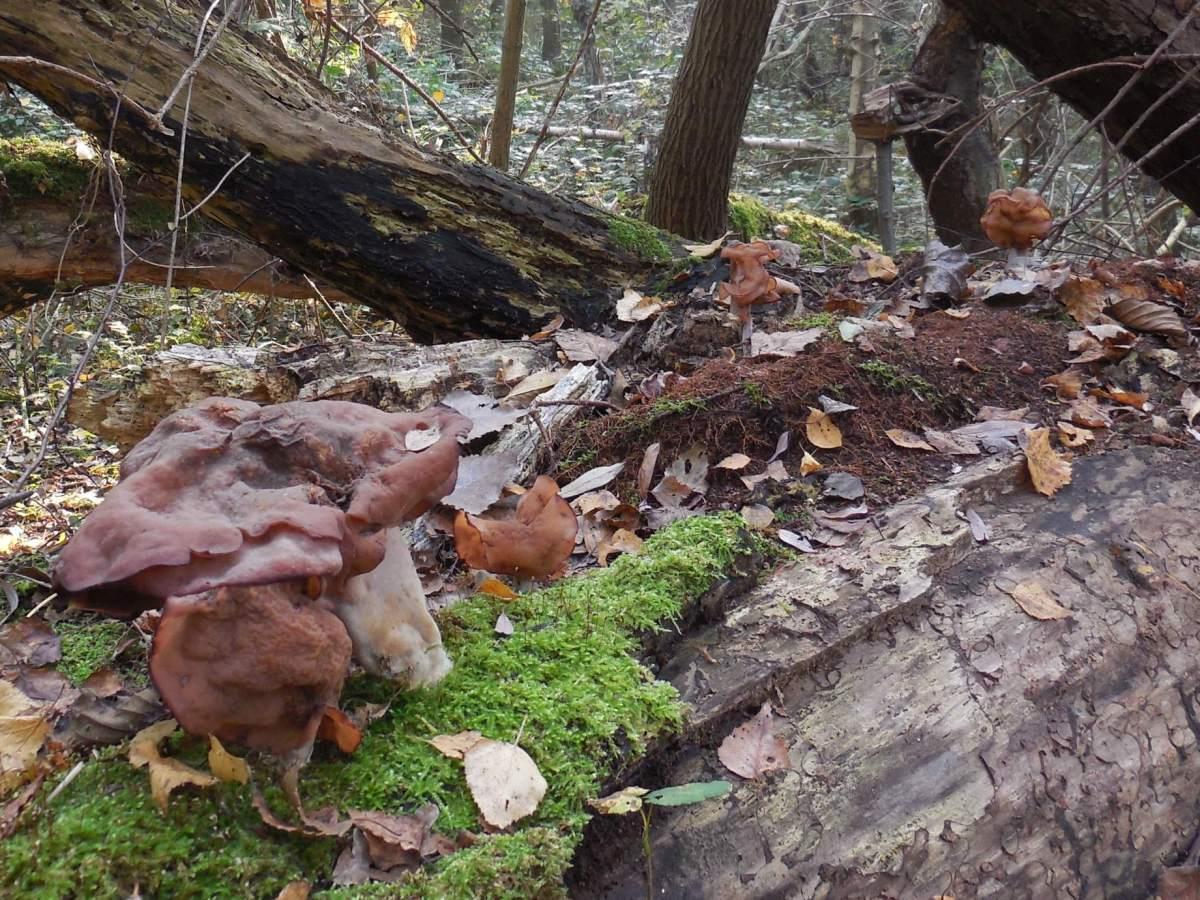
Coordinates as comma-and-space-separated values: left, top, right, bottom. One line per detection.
0, 137, 96, 202
785, 311, 839, 332
605, 215, 675, 263
858, 360, 936, 401
55, 618, 130, 684
2, 515, 748, 899
727, 193, 876, 264
125, 197, 175, 235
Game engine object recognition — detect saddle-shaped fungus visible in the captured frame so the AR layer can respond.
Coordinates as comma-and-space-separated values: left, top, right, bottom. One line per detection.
981, 187, 1053, 269
453, 476, 578, 580
53, 397, 470, 755
719, 240, 784, 324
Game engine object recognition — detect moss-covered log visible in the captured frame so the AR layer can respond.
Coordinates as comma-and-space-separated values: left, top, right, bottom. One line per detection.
0, 0, 681, 341
0, 138, 351, 311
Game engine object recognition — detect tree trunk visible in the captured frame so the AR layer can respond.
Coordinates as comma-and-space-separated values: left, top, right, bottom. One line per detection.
845, 1, 879, 231
571, 0, 604, 85
573, 447, 1200, 899
900, 2, 999, 251
944, 0, 1200, 216
0, 0, 680, 342
541, 0, 562, 63
439, 0, 467, 65
645, 0, 778, 240
490, 0, 527, 171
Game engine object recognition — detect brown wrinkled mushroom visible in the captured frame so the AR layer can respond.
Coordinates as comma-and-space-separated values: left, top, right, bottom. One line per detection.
453, 476, 578, 580
981, 187, 1053, 269
151, 582, 352, 757
719, 241, 801, 340
52, 396, 470, 753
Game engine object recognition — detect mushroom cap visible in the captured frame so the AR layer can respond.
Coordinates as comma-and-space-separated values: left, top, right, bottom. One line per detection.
149, 581, 352, 754
53, 397, 470, 617
453, 476, 578, 578
719, 241, 784, 322
981, 188, 1053, 251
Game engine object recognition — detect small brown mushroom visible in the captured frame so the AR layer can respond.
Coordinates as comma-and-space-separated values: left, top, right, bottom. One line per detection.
52, 396, 471, 754
453, 476, 578, 580
719, 240, 784, 325
981, 187, 1052, 269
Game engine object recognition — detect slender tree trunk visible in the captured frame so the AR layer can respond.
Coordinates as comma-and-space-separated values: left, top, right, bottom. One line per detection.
900, 1, 999, 251
439, 0, 466, 65
490, 0, 527, 171
845, 1, 879, 230
541, 0, 562, 63
645, 0, 778, 239
571, 0, 604, 85
0, 0, 680, 341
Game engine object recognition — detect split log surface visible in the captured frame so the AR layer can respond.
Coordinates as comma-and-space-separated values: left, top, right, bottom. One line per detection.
0, 0, 681, 340
575, 447, 1200, 899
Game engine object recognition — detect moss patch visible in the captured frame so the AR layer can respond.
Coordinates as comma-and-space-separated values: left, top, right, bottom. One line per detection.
0, 137, 97, 202
54, 618, 131, 684
605, 214, 675, 263
1, 515, 748, 899
728, 193, 874, 263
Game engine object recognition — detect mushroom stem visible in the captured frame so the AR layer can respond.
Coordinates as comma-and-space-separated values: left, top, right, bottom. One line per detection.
336, 526, 451, 688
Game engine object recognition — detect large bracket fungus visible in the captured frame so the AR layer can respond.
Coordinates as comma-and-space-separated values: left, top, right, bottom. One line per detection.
53, 397, 470, 755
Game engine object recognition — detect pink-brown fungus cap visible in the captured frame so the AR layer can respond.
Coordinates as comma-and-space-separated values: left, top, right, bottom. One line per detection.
53, 397, 470, 616
453, 475, 578, 579
149, 582, 352, 755
981, 187, 1053, 251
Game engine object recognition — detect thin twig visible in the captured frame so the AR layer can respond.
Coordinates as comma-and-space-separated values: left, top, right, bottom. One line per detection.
153, 0, 243, 125
0, 57, 167, 133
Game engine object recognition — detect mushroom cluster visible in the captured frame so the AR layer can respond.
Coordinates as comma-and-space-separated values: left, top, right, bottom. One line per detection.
718, 241, 801, 340
981, 187, 1053, 269
53, 397, 470, 757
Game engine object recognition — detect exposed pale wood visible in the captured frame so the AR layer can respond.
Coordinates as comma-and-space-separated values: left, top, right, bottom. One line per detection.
576, 447, 1200, 899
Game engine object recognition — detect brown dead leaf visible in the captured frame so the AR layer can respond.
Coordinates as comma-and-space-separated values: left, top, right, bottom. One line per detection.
477, 577, 518, 601
1058, 276, 1107, 325
1057, 421, 1095, 447
275, 883, 311, 900
559, 462, 624, 499
1068, 323, 1136, 363
208, 735, 250, 783
1009, 580, 1071, 620
1108, 296, 1188, 338
1023, 427, 1072, 497
350, 804, 439, 870
0, 771, 45, 839
597, 529, 643, 566
554, 330, 619, 363
527, 314, 564, 342
651, 474, 694, 509
666, 444, 710, 494
428, 731, 485, 760
616, 288, 664, 323
637, 442, 661, 500
506, 369, 566, 402
1092, 386, 1148, 409
1068, 398, 1112, 429
806, 408, 843, 449
1041, 369, 1084, 401
0, 618, 60, 668
715, 453, 752, 471
848, 247, 898, 283
463, 740, 547, 830
1159, 866, 1200, 900
252, 789, 351, 838
317, 706, 364, 753
799, 451, 822, 476
682, 232, 730, 258
976, 405, 1029, 422
589, 786, 649, 815
885, 429, 935, 452
740, 505, 775, 531
923, 430, 980, 456
717, 702, 791, 780
1179, 387, 1199, 425
128, 719, 218, 813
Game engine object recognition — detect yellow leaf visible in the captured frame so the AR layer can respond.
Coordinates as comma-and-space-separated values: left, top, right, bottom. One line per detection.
805, 408, 843, 449
478, 576, 518, 601
208, 735, 250, 784
427, 730, 485, 760
589, 786, 649, 815
1023, 427, 1072, 497
397, 20, 418, 55
432, 88, 445, 103
0, 714, 50, 794
682, 232, 730, 258
129, 719, 218, 812
799, 451, 822, 475
1009, 579, 1071, 621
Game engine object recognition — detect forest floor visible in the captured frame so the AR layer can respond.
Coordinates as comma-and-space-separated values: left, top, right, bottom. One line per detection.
1, 245, 1198, 898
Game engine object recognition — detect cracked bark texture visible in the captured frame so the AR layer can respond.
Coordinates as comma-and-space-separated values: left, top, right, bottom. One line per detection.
0, 1, 678, 341
943, 0, 1200, 211
575, 447, 1200, 899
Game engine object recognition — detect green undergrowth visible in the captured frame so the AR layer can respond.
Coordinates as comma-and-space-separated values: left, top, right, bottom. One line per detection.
605, 213, 675, 263
728, 193, 874, 262
0, 514, 748, 900
0, 136, 94, 202
54, 618, 131, 684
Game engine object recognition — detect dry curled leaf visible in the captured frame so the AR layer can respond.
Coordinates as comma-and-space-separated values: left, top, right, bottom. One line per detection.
428, 731, 485, 760
715, 453, 752, 471
1180, 387, 1200, 425
637, 442, 661, 500
616, 288, 665, 323
554, 330, 619, 363
559, 463, 624, 499
463, 740, 547, 830
0, 681, 51, 794
589, 786, 649, 815
1041, 369, 1083, 401
886, 428, 935, 452
349, 804, 439, 870
1057, 421, 1095, 447
1009, 580, 1071, 621
799, 451, 822, 476
806, 408, 843, 449
1107, 296, 1188, 338
317, 706, 363, 753
208, 735, 250, 784
717, 702, 790, 780
740, 505, 775, 531
1023, 427, 1072, 497
527, 314, 563, 342
597, 529, 643, 566
129, 719, 218, 813
1057, 276, 1107, 325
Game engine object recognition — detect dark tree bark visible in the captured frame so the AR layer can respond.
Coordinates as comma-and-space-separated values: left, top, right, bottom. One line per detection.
541, 0, 562, 63
490, 0, 527, 171
901, 2, 1000, 251
945, 0, 1200, 215
439, 0, 466, 65
0, 0, 681, 342
571, 0, 604, 85
645, 0, 778, 239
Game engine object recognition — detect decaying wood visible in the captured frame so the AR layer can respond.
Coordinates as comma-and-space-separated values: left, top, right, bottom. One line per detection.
0, 1, 682, 341
576, 447, 1200, 899
68, 337, 551, 449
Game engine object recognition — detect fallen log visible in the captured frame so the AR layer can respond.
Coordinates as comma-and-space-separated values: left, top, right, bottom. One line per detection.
574, 446, 1200, 899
